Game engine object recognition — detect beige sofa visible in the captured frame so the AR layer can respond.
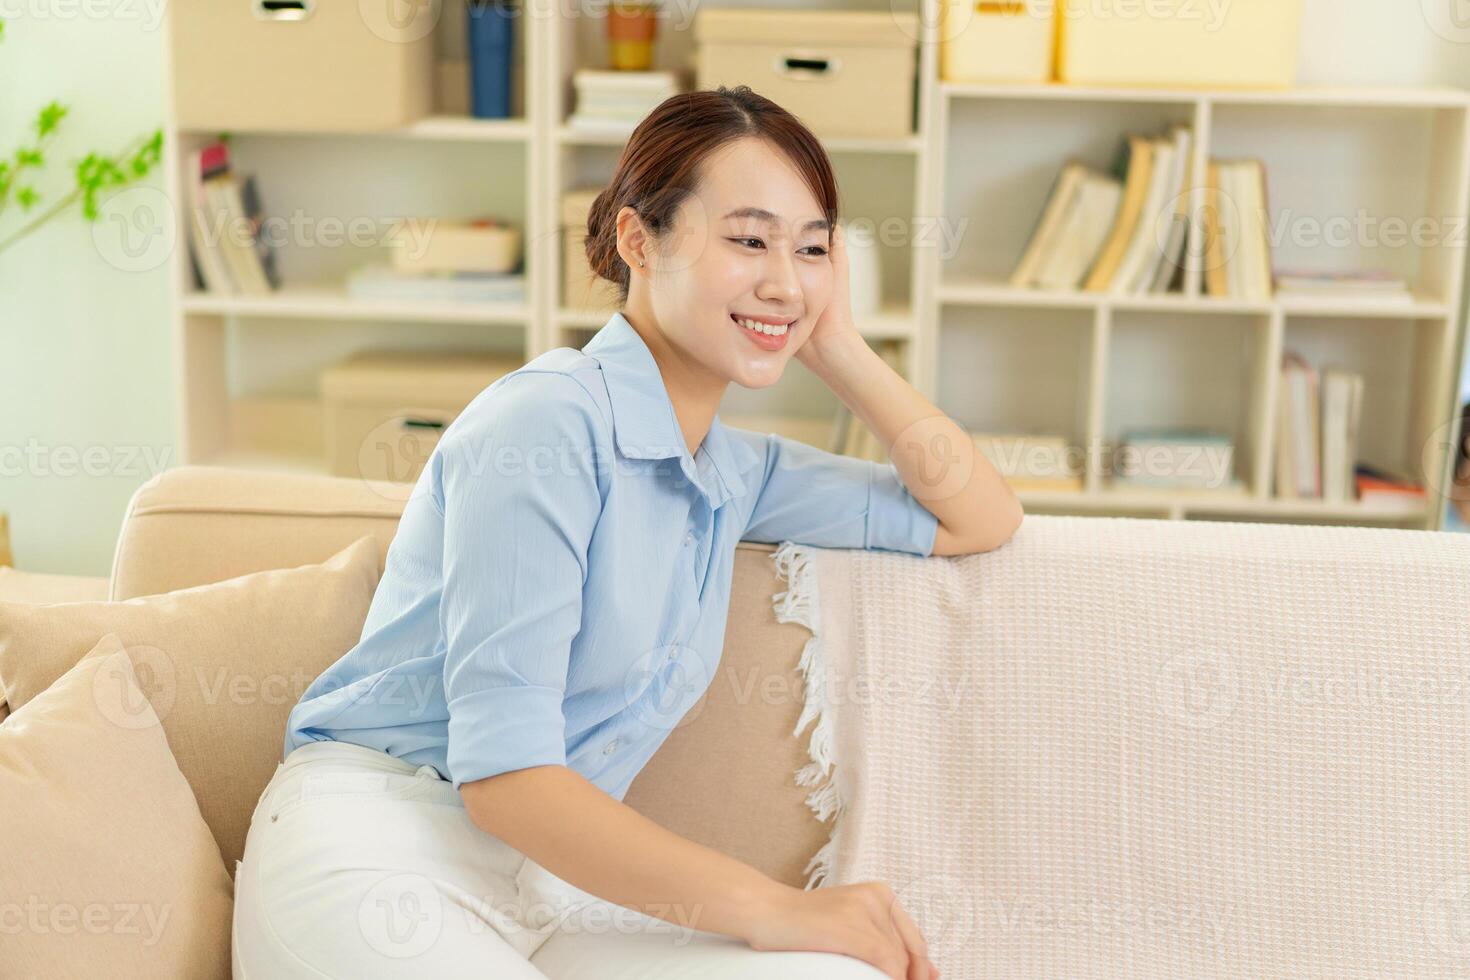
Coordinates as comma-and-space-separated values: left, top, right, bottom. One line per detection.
90, 463, 832, 891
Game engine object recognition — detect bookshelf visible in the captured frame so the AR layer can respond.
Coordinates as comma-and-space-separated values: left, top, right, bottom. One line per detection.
163, 1, 1470, 530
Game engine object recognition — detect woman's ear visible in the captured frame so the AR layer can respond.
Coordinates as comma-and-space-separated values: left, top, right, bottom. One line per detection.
614, 206, 651, 276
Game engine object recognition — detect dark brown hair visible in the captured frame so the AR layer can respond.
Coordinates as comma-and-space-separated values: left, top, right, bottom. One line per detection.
582, 85, 839, 306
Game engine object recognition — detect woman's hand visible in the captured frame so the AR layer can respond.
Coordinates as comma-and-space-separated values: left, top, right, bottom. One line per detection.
740, 880, 941, 980
796, 221, 864, 372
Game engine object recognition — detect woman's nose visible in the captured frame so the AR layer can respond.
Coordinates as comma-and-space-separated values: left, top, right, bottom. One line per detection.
756, 252, 802, 304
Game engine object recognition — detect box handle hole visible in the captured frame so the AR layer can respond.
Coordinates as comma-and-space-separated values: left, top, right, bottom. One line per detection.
776, 55, 839, 80
255, 0, 314, 21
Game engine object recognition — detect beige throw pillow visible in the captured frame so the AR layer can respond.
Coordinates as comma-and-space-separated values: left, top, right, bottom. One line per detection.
0, 633, 234, 979
0, 535, 380, 873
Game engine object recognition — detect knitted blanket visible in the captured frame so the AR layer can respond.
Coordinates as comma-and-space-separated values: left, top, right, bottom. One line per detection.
771, 516, 1470, 979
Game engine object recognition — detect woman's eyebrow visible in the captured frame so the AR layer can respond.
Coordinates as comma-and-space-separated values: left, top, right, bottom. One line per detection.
721, 207, 831, 235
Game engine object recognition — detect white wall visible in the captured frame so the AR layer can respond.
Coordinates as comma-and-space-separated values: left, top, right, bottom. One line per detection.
2, 0, 1468, 574
0, 9, 170, 576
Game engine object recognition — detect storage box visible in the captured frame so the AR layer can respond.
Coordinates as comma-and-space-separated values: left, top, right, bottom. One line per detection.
389, 218, 521, 275
695, 9, 920, 139
1056, 0, 1303, 89
941, 0, 1054, 83
168, 0, 434, 131
321, 350, 523, 483
561, 187, 623, 315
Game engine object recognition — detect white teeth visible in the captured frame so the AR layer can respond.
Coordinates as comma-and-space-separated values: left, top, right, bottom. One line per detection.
736, 317, 789, 336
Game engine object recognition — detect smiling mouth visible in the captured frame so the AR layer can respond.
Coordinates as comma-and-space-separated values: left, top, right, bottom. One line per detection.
730, 313, 794, 336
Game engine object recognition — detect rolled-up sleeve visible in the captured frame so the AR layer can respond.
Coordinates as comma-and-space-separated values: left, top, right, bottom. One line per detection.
431, 372, 605, 791
733, 430, 939, 556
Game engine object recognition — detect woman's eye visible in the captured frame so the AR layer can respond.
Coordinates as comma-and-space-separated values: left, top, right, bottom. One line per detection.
800, 245, 829, 257
731, 237, 764, 249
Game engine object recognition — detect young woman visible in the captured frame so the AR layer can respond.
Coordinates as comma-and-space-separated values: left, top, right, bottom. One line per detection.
233, 86, 1023, 980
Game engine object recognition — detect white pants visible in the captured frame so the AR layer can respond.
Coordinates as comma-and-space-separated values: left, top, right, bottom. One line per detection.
232, 739, 886, 979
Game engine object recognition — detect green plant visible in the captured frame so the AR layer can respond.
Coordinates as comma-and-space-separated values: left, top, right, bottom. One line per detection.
0, 19, 166, 258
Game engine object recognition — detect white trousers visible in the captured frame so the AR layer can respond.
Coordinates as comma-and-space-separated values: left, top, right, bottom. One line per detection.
232, 739, 886, 979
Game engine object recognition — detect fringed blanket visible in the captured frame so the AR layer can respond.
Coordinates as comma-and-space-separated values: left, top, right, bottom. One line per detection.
772, 516, 1470, 978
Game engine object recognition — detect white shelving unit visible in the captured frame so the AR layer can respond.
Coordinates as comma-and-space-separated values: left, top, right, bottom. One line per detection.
164, 0, 1470, 529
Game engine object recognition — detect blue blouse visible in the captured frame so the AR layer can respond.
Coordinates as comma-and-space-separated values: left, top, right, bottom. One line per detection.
283, 311, 939, 799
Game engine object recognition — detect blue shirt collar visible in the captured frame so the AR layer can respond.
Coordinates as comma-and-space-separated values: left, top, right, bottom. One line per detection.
583, 311, 760, 509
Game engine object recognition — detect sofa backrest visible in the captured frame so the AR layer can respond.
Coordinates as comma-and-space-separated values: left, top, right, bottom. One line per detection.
112, 465, 825, 888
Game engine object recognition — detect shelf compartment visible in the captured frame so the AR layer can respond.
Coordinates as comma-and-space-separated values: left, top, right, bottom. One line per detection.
939, 306, 1095, 485
1101, 310, 1271, 495
941, 96, 1198, 284
1271, 314, 1454, 494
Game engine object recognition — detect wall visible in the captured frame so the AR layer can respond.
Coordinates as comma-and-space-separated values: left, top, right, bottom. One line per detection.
0, 7, 170, 575
1, 0, 1468, 574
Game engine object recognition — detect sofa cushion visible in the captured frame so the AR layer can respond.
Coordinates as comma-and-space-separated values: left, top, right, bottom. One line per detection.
0, 535, 380, 875
1, 633, 233, 979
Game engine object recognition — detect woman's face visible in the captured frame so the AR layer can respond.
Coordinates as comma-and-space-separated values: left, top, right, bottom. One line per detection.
632, 137, 834, 389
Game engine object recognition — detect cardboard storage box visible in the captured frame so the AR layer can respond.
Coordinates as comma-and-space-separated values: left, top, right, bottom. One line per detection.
1056, 0, 1303, 89
321, 350, 523, 483
941, 0, 1054, 83
168, 0, 434, 131
695, 9, 920, 139
561, 187, 623, 316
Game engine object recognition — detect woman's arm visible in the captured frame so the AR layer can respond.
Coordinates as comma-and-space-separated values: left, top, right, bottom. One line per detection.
797, 227, 1024, 556
462, 766, 938, 980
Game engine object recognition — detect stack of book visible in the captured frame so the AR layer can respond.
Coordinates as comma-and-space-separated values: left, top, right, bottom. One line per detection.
970, 432, 1084, 493
346, 216, 526, 304
1202, 159, 1273, 301
186, 141, 279, 295
1110, 427, 1239, 492
344, 264, 526, 304
1010, 125, 1194, 295
1274, 352, 1397, 503
567, 69, 686, 134
1274, 268, 1413, 306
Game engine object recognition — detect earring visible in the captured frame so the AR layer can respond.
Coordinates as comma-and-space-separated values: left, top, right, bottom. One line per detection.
638, 260, 645, 267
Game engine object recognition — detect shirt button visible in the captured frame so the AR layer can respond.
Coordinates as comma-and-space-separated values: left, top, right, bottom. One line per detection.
684, 532, 694, 546
602, 739, 619, 755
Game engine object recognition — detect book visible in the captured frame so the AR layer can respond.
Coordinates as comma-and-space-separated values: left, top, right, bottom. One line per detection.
970, 431, 1082, 482
1203, 161, 1228, 298
1083, 135, 1154, 292
1111, 132, 1177, 295
1009, 162, 1087, 288
1144, 125, 1195, 294
1276, 351, 1321, 498
1035, 172, 1123, 291
1112, 427, 1235, 490
1354, 463, 1426, 507
1320, 368, 1364, 503
186, 141, 275, 296
344, 264, 526, 304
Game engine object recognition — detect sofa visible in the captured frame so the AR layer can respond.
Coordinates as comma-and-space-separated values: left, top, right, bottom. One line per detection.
7, 463, 1469, 979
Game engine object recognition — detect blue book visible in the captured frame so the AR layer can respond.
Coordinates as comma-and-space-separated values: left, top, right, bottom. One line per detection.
468, 0, 516, 119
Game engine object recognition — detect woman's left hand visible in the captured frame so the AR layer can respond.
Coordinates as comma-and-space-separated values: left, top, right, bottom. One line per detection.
796, 221, 862, 371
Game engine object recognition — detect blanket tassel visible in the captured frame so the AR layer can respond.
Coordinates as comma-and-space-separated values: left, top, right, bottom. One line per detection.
772, 541, 845, 891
